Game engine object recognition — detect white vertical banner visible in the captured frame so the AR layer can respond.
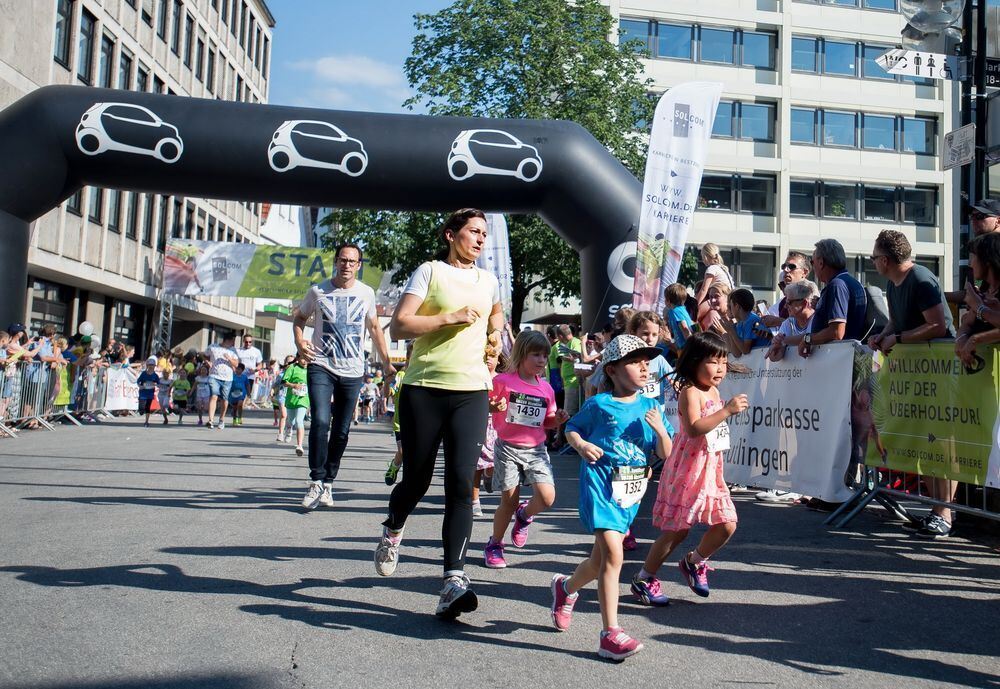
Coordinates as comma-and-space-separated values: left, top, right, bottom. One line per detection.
632, 82, 722, 313
104, 365, 139, 412
478, 213, 513, 320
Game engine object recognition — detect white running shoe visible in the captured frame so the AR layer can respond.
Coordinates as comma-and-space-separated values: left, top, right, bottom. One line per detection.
435, 573, 478, 620
301, 481, 323, 510
755, 489, 801, 504
319, 483, 334, 507
218, 421, 225, 430
295, 445, 304, 457
276, 434, 285, 443
374, 526, 404, 576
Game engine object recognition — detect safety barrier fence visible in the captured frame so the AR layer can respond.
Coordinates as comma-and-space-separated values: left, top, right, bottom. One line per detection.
0, 360, 82, 436
248, 371, 278, 408
716, 340, 1000, 529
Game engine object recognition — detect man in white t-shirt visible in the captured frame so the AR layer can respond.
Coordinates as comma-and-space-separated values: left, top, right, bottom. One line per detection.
204, 334, 238, 429
293, 243, 396, 510
236, 334, 264, 379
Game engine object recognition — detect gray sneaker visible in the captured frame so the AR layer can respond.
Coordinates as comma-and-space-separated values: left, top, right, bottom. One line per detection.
916, 514, 952, 539
754, 489, 801, 503
471, 500, 483, 517
374, 526, 404, 576
318, 483, 334, 507
301, 481, 323, 510
435, 573, 478, 620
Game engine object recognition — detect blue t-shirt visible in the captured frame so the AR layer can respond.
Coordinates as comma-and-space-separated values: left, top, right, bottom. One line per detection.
640, 355, 674, 407
229, 373, 250, 401
812, 271, 867, 340
735, 313, 770, 349
136, 371, 159, 401
666, 305, 695, 349
567, 392, 675, 534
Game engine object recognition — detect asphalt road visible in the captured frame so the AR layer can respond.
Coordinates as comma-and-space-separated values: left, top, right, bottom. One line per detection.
1, 412, 998, 689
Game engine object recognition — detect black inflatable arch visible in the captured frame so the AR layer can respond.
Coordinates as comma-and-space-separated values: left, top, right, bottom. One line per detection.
0, 86, 641, 329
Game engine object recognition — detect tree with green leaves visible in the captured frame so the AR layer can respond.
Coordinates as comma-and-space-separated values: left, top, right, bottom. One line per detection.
322, 0, 653, 328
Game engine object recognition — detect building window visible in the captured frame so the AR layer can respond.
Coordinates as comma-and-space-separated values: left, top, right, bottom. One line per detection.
142, 194, 155, 246
262, 36, 269, 74
125, 192, 139, 239
239, 2, 247, 47
171, 0, 182, 54
862, 43, 895, 80
904, 188, 937, 224
252, 326, 273, 360
823, 184, 857, 219
88, 186, 104, 224
738, 103, 774, 142
699, 175, 733, 211
97, 33, 114, 88
195, 37, 205, 80
206, 47, 216, 92
67, 189, 83, 216
230, 0, 239, 36
113, 301, 145, 349
29, 279, 73, 335
700, 27, 734, 64
738, 248, 777, 290
791, 36, 817, 72
916, 256, 940, 279
108, 189, 122, 232
713, 101, 734, 137
697, 174, 776, 215
790, 181, 816, 216
118, 49, 133, 90
235, 73, 243, 101
862, 113, 895, 150
657, 22, 692, 60
183, 13, 194, 66
742, 31, 776, 70
822, 110, 857, 147
902, 117, 936, 154
863, 185, 896, 221
141, 0, 153, 25
54, 0, 74, 67
740, 176, 775, 215
158, 195, 170, 251
791, 108, 817, 144
824, 40, 857, 76
158, 0, 169, 40
254, 25, 262, 67
136, 63, 149, 91
153, 75, 165, 93
221, 0, 228, 22
172, 198, 183, 238
621, 20, 650, 52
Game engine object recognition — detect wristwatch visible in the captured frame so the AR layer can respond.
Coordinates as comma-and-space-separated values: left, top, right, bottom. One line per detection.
977, 304, 988, 321
803, 333, 812, 346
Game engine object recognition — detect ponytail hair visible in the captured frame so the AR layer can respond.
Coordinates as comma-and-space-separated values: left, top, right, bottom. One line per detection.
434, 208, 487, 261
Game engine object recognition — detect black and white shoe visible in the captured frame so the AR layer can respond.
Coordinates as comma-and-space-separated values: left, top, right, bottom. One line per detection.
435, 574, 478, 620
915, 514, 952, 539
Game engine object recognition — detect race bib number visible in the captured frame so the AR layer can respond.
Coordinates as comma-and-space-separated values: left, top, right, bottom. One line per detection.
230, 390, 244, 399
611, 465, 648, 509
142, 382, 156, 390
293, 384, 307, 396
506, 392, 546, 427
641, 377, 661, 399
706, 421, 731, 453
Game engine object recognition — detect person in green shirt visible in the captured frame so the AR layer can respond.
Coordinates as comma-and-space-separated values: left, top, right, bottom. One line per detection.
170, 373, 192, 425
283, 355, 311, 460
556, 325, 583, 418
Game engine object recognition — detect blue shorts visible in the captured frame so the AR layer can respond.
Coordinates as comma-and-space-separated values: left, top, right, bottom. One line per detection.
208, 377, 232, 399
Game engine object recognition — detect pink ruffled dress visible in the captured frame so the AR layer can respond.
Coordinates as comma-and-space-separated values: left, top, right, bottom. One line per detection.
652, 397, 738, 531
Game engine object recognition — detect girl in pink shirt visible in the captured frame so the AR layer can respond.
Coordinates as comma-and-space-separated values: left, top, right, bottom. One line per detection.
484, 331, 569, 569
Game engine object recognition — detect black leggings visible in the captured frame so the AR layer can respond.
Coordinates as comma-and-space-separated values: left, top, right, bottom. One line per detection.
385, 384, 488, 575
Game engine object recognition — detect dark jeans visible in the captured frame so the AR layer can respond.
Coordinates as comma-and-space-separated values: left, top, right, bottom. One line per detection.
306, 364, 364, 483
385, 384, 488, 575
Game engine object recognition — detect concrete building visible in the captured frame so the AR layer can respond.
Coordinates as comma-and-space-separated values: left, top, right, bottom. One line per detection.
605, 0, 957, 298
0, 0, 274, 351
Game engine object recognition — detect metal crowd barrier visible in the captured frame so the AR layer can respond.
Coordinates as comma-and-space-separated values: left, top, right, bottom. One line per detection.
248, 371, 277, 408
0, 360, 72, 435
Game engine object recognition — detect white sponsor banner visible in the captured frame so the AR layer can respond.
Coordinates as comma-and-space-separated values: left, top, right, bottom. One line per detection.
478, 213, 514, 320
104, 365, 139, 412
632, 82, 722, 313
718, 345, 855, 502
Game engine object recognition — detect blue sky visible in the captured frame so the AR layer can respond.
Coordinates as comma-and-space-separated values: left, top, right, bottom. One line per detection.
264, 0, 451, 113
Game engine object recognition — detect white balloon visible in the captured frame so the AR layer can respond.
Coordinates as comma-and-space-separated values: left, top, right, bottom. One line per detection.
90, 336, 101, 348
78, 321, 94, 337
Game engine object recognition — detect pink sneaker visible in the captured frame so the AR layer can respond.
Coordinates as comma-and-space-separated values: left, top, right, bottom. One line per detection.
623, 529, 638, 551
550, 574, 578, 631
511, 501, 533, 547
483, 537, 507, 569
598, 627, 644, 661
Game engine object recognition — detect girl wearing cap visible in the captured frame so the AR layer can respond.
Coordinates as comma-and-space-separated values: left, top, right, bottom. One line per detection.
549, 334, 674, 662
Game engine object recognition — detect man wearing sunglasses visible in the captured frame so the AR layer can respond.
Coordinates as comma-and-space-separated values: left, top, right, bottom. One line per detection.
947, 201, 1000, 305
760, 251, 811, 329
293, 243, 396, 511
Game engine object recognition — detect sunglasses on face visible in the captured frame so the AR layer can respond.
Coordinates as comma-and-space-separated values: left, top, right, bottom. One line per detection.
781, 263, 801, 271
971, 212, 990, 221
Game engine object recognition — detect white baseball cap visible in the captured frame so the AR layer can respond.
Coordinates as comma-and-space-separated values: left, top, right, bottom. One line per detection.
603, 334, 661, 365
146, 356, 157, 365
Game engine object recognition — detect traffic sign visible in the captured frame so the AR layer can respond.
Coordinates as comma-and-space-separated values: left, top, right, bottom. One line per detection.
943, 123, 975, 171
985, 58, 1000, 88
876, 49, 961, 81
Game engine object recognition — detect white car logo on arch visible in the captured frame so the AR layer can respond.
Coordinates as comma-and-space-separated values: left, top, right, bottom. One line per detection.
448, 129, 542, 183
268, 120, 368, 176
75, 102, 184, 163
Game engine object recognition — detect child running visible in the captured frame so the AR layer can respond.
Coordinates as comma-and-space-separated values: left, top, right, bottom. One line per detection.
136, 357, 161, 428
194, 364, 211, 426
170, 370, 191, 424
229, 363, 249, 426
550, 335, 673, 661
274, 355, 293, 441
631, 331, 748, 606
484, 331, 567, 568
284, 354, 310, 461
383, 344, 411, 485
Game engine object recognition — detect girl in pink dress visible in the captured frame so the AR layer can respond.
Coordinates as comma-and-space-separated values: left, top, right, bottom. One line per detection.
631, 332, 748, 604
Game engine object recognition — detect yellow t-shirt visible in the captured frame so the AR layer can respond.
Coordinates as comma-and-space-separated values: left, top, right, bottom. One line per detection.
403, 262, 497, 391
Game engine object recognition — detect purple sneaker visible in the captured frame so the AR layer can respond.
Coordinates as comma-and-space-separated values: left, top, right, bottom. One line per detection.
510, 501, 533, 548
483, 537, 507, 569
631, 575, 670, 606
550, 574, 578, 631
678, 557, 712, 598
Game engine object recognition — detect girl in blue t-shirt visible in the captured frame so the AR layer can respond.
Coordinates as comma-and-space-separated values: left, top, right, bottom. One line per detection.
228, 364, 250, 426
549, 334, 674, 662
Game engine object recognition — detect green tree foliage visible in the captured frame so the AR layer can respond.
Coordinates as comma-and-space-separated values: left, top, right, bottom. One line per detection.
322, 0, 654, 328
